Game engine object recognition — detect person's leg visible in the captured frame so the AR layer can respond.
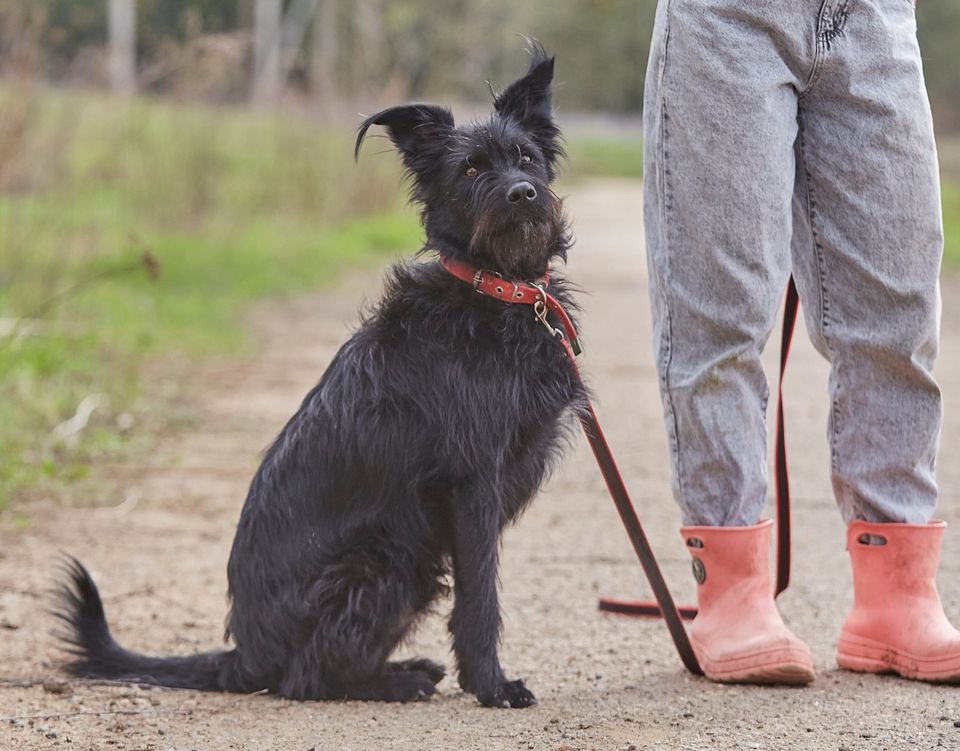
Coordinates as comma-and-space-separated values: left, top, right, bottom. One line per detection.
790, 0, 941, 527
790, 0, 960, 682
645, 0, 800, 527
643, 0, 816, 684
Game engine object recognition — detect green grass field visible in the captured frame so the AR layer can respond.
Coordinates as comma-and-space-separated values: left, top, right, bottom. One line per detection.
0, 88, 422, 511
562, 136, 643, 180
943, 179, 960, 266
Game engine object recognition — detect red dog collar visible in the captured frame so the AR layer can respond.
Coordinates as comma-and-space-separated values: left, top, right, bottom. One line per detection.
439, 256, 582, 356
439, 256, 548, 305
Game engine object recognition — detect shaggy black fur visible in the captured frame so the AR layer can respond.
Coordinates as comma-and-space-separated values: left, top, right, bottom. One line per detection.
53, 42, 587, 708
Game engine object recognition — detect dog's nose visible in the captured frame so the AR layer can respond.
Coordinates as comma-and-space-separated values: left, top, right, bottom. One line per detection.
507, 181, 537, 204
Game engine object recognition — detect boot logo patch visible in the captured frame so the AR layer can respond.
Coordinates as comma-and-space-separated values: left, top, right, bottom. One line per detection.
691, 557, 706, 585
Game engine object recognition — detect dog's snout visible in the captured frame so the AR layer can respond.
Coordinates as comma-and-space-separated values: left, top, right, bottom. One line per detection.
506, 181, 537, 205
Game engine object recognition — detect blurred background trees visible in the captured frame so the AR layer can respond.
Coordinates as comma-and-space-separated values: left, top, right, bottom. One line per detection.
16, 0, 651, 111
8, 0, 954, 128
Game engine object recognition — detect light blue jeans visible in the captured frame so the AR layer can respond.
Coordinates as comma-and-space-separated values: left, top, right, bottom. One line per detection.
643, 0, 943, 526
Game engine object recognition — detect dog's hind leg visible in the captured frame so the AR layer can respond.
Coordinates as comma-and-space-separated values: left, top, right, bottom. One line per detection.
387, 657, 446, 684
277, 531, 445, 702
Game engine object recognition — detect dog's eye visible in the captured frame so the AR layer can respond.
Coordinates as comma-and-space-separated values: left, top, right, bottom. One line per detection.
519, 153, 532, 165
465, 166, 478, 177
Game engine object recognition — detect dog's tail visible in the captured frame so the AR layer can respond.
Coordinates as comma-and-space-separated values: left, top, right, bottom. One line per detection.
52, 556, 254, 693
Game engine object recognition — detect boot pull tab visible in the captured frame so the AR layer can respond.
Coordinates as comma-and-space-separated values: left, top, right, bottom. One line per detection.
857, 533, 888, 546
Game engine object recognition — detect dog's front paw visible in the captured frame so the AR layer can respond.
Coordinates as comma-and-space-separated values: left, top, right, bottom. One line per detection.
477, 678, 537, 709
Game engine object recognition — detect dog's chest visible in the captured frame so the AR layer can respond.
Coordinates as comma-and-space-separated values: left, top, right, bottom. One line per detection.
452, 307, 580, 445
375, 274, 584, 458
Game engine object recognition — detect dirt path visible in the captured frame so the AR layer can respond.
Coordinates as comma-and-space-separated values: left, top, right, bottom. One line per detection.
3, 179, 960, 750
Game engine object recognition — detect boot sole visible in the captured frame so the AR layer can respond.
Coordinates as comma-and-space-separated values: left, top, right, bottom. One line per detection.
707, 661, 815, 685
838, 633, 960, 683
696, 643, 815, 685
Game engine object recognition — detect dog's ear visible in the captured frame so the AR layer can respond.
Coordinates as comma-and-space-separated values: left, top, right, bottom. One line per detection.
355, 104, 455, 164
493, 40, 563, 177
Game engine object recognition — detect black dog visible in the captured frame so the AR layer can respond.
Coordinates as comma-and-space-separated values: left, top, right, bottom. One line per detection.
54, 42, 586, 708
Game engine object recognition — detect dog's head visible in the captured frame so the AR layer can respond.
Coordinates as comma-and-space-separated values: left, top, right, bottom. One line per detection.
355, 41, 570, 279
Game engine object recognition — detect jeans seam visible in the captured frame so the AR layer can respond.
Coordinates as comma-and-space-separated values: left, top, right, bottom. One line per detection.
796, 110, 842, 478
660, 101, 684, 506
656, 1, 685, 510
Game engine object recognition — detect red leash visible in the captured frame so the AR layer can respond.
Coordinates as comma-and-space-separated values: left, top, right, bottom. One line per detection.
599, 277, 799, 616
440, 256, 798, 675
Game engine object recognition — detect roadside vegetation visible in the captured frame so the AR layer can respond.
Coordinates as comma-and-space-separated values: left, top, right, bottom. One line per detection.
944, 181, 960, 266
0, 86, 419, 511
939, 140, 960, 266
0, 86, 646, 513
562, 136, 642, 181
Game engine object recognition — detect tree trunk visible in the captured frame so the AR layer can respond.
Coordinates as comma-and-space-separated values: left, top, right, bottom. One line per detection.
311, 0, 339, 103
107, 0, 136, 93
252, 0, 282, 103
279, 0, 321, 83
353, 0, 383, 97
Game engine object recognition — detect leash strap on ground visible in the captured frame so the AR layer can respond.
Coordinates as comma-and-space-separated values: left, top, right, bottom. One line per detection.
597, 278, 800, 627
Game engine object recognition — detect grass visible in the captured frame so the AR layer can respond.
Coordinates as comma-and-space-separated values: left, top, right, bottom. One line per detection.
942, 179, 960, 267
563, 136, 643, 181
0, 86, 420, 511
938, 136, 960, 266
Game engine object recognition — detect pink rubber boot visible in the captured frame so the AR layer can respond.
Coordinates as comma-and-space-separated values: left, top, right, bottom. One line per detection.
682, 520, 814, 684
837, 520, 960, 682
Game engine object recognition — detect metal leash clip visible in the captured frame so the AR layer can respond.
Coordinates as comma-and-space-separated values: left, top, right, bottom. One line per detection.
531, 283, 566, 342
